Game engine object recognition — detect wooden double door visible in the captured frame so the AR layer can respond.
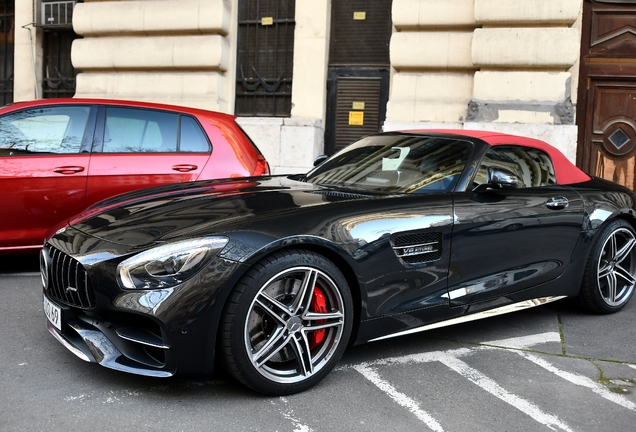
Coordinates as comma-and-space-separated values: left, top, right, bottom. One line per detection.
578, 0, 636, 189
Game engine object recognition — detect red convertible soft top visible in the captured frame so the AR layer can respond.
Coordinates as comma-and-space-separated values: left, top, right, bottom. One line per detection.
409, 129, 591, 185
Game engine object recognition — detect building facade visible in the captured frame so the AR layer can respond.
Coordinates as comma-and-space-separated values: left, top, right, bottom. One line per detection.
6, 0, 636, 188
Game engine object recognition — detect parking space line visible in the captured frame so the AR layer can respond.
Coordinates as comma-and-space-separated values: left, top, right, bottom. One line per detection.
353, 364, 444, 432
342, 333, 574, 431
516, 352, 636, 411
481, 332, 562, 349
350, 332, 562, 370
439, 354, 574, 432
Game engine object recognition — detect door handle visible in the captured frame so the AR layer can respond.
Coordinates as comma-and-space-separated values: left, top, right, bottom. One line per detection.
172, 164, 198, 172
53, 166, 85, 175
545, 196, 569, 210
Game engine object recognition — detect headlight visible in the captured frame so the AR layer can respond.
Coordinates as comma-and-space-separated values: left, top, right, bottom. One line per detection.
117, 237, 229, 290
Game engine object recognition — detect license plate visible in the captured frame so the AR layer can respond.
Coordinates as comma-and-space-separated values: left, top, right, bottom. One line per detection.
43, 295, 62, 331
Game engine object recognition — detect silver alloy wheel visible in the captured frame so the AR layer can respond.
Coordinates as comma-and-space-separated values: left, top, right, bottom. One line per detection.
244, 266, 345, 384
597, 227, 636, 307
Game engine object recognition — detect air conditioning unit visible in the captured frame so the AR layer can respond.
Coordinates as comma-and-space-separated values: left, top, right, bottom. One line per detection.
38, 1, 76, 29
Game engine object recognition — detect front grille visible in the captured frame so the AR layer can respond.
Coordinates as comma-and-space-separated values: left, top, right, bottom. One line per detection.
45, 245, 95, 309
392, 232, 443, 264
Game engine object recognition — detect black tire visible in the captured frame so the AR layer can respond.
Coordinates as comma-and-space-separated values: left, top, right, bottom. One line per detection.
578, 219, 636, 313
220, 249, 353, 395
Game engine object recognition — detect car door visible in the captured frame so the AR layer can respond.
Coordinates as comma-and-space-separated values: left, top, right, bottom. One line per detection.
448, 145, 585, 305
337, 138, 473, 326
0, 105, 96, 251
86, 106, 211, 205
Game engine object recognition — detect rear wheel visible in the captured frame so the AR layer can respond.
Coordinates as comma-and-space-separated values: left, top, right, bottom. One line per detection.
579, 219, 636, 313
220, 249, 352, 395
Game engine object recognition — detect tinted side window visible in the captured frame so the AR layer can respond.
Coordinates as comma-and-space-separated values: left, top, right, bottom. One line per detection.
103, 108, 178, 153
179, 116, 210, 152
475, 146, 556, 188
305, 135, 472, 193
0, 106, 91, 155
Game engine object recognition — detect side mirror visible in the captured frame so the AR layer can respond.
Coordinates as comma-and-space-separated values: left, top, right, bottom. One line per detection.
488, 167, 519, 189
473, 167, 519, 192
314, 155, 329, 167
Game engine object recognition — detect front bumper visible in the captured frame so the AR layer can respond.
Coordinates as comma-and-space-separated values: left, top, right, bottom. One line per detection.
44, 296, 175, 377
41, 227, 248, 378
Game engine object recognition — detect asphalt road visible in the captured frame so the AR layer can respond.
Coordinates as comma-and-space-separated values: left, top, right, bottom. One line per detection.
1, 255, 635, 431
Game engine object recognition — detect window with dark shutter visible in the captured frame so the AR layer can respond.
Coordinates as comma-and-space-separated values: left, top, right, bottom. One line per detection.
325, 0, 393, 154
235, 0, 295, 117
329, 0, 392, 67
0, 0, 14, 105
42, 29, 80, 99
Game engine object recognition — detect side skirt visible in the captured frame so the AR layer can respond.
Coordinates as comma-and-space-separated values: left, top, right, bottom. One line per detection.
367, 296, 566, 343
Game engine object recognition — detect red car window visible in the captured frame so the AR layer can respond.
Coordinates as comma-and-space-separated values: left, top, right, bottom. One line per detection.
102, 107, 178, 153
179, 115, 211, 152
0, 106, 91, 154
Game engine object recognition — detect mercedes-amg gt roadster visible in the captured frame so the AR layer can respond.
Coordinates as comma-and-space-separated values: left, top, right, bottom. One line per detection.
41, 130, 636, 395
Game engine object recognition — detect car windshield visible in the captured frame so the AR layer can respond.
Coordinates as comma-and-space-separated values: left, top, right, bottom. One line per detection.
303, 134, 473, 193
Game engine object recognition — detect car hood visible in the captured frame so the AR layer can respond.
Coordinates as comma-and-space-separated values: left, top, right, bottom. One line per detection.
67, 175, 376, 247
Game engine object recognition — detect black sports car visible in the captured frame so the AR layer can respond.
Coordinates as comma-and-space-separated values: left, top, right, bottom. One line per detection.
41, 130, 636, 395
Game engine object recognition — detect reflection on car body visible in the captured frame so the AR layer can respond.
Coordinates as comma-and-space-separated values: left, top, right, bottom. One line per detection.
41, 130, 636, 395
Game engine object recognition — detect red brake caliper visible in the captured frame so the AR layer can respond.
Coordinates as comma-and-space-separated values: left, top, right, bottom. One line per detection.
309, 287, 327, 350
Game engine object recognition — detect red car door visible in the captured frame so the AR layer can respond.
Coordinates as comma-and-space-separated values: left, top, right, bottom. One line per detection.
0, 105, 95, 251
86, 107, 210, 205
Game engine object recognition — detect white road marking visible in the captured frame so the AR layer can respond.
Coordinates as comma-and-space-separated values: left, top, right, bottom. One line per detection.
516, 352, 636, 411
482, 332, 562, 349
353, 364, 444, 432
343, 332, 561, 370
628, 364, 636, 371
438, 354, 574, 432
277, 397, 315, 432
63, 382, 216, 404
342, 333, 573, 431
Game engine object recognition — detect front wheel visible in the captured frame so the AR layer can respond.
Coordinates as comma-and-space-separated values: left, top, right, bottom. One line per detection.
220, 249, 353, 395
578, 219, 636, 313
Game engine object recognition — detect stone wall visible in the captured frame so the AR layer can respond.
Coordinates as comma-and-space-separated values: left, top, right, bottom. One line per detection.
68, 0, 328, 173
11, 0, 585, 171
386, 0, 583, 161
71, 0, 232, 111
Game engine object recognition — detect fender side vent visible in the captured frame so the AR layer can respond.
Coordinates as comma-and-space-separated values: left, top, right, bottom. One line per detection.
392, 232, 443, 264
311, 190, 370, 200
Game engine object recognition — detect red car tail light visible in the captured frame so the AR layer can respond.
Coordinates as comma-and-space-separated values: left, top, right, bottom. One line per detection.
254, 155, 270, 176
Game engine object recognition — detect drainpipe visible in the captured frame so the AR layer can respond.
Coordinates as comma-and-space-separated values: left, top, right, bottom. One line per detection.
21, 22, 39, 100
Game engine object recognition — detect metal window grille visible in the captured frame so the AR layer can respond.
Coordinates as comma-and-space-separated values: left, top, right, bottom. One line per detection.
328, 0, 392, 67
0, 0, 13, 105
235, 0, 295, 117
42, 29, 80, 98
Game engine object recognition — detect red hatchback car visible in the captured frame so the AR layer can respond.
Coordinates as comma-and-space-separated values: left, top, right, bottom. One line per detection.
0, 98, 269, 254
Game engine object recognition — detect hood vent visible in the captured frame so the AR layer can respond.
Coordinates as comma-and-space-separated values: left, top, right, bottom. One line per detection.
392, 232, 443, 265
